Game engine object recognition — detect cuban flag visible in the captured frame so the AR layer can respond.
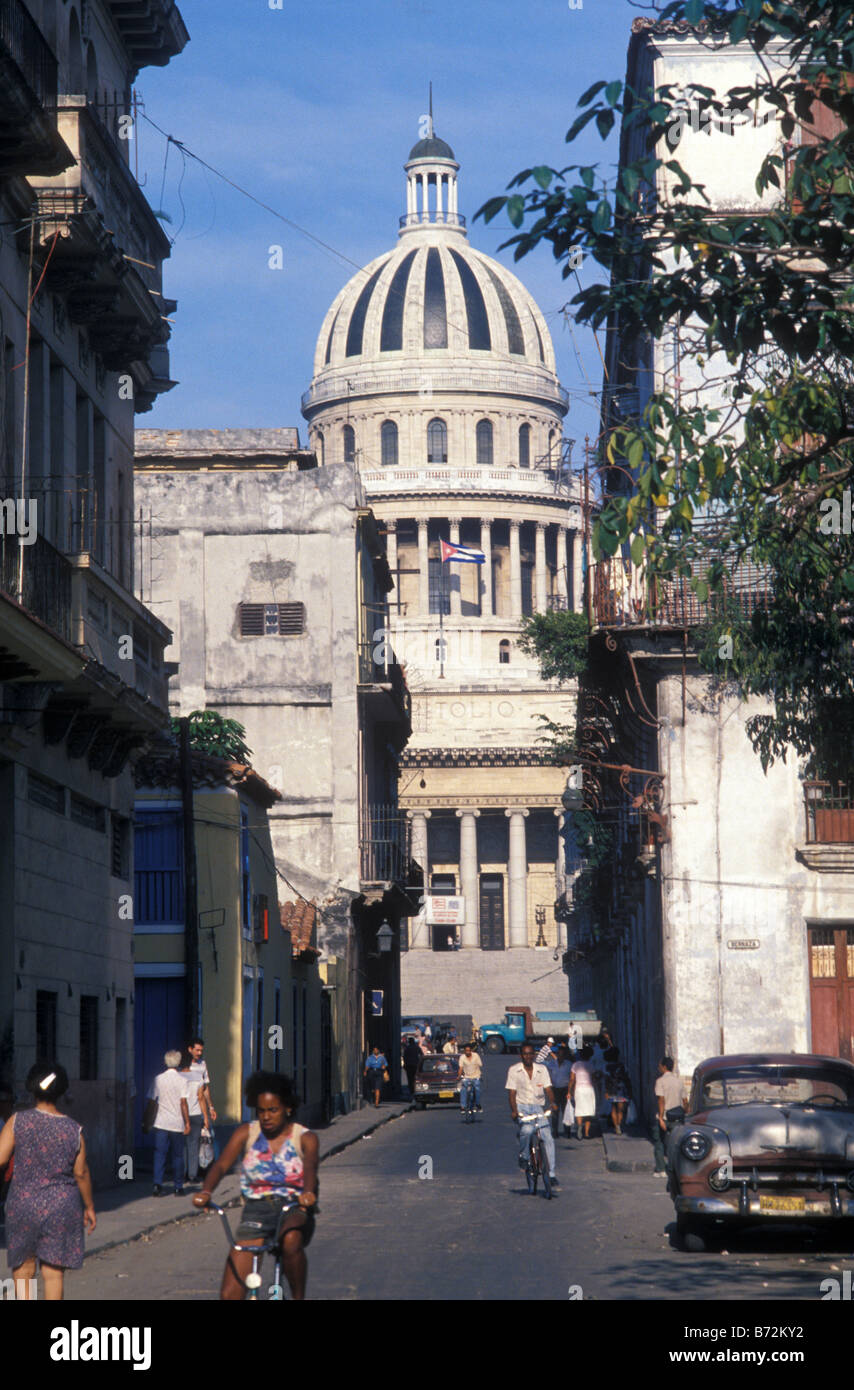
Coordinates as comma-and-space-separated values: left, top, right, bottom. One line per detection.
440, 540, 485, 564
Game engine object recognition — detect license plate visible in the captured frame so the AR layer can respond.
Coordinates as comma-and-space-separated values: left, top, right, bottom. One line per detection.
759, 1194, 805, 1213
438, 1090, 454, 1099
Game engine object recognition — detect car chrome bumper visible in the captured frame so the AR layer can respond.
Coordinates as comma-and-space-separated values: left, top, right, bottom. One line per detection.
675, 1193, 854, 1219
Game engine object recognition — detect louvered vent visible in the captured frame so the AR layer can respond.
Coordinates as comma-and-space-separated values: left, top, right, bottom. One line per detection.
239, 603, 305, 636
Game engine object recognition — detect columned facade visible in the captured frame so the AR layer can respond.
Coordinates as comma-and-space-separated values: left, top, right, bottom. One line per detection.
302, 122, 585, 1025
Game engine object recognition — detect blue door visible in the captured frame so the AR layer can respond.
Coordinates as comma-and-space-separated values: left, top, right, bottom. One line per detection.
134, 977, 185, 1153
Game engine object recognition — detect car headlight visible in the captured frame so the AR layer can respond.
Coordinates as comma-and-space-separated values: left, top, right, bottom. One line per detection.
847, 1171, 854, 1193
708, 1162, 731, 1191
416, 1082, 428, 1091
680, 1130, 712, 1162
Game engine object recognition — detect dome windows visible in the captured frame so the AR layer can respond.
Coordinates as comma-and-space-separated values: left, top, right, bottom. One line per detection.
343, 424, 356, 463
380, 250, 417, 352
449, 249, 490, 351
476, 420, 493, 468
427, 418, 447, 464
482, 263, 525, 356
381, 420, 398, 468
424, 248, 448, 349
345, 262, 387, 357
519, 424, 531, 469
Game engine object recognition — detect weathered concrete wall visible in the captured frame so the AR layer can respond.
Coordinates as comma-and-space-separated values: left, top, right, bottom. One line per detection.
401, 947, 569, 1031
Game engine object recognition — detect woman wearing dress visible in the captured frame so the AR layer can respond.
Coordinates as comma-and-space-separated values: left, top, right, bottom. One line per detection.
194, 1070, 318, 1300
569, 1045, 597, 1140
604, 1045, 631, 1135
0, 1062, 96, 1300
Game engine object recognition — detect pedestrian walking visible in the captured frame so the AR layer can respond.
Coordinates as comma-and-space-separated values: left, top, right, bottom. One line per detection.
364, 1045, 389, 1108
603, 1045, 631, 1135
653, 1056, 685, 1175
535, 1036, 556, 1064
566, 1020, 583, 1055
186, 1037, 216, 1123
144, 1050, 191, 1196
0, 1062, 96, 1300
547, 1045, 573, 1136
403, 1036, 421, 1098
457, 1043, 483, 1113
178, 1051, 208, 1185
569, 1045, 597, 1139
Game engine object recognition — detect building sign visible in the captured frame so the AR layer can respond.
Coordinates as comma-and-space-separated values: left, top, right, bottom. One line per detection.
425, 895, 465, 925
371, 990, 383, 1016
727, 939, 760, 951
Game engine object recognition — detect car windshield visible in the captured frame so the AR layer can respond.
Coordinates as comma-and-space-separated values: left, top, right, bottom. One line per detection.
699, 1065, 854, 1110
419, 1058, 457, 1075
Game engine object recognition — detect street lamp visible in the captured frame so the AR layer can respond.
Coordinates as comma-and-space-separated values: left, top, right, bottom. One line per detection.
535, 905, 548, 948
376, 922, 393, 954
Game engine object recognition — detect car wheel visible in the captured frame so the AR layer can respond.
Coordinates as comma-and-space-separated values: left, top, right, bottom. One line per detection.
485, 1036, 505, 1054
414, 1101, 426, 1110
677, 1215, 712, 1253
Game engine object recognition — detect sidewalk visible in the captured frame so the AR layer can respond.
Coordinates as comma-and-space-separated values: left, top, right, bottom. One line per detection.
601, 1127, 657, 1173
82, 1100, 412, 1260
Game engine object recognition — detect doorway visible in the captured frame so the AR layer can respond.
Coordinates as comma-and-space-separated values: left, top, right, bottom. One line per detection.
808, 926, 854, 1060
479, 874, 505, 950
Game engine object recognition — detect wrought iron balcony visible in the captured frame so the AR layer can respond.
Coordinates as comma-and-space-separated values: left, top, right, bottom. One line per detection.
804, 781, 854, 844
360, 804, 411, 884
590, 556, 772, 629
0, 0, 70, 176
357, 640, 411, 726
1, 530, 72, 643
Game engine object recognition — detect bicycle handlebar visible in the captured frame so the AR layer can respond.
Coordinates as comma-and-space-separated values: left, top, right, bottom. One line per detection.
203, 1197, 308, 1253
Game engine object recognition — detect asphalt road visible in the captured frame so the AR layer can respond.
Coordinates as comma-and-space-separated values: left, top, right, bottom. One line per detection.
68, 1057, 854, 1301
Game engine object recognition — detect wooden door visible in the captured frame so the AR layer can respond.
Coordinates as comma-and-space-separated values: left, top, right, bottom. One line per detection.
479, 874, 505, 951
809, 926, 854, 1060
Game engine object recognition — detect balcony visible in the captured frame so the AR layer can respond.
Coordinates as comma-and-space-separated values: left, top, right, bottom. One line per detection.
804, 782, 854, 844
360, 804, 411, 885
106, 2, 190, 71
591, 556, 772, 629
0, 530, 73, 644
399, 211, 466, 230
358, 639, 411, 730
302, 366, 568, 414
0, 0, 71, 175
360, 463, 581, 508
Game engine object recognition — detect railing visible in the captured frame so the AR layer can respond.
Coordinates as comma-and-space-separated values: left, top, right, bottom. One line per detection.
0, 0, 58, 110
0, 530, 72, 642
302, 367, 568, 412
804, 782, 854, 844
360, 804, 411, 883
359, 464, 578, 500
591, 556, 773, 629
357, 640, 412, 723
399, 211, 466, 229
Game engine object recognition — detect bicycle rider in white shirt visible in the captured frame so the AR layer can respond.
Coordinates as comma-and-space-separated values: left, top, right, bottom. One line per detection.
506, 1043, 558, 1187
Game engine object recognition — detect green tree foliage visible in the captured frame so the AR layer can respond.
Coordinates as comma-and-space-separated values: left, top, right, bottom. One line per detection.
170, 710, 253, 763
518, 610, 590, 682
477, 0, 854, 774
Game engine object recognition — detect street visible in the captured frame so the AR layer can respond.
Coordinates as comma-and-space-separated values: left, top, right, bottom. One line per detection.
68, 1058, 854, 1301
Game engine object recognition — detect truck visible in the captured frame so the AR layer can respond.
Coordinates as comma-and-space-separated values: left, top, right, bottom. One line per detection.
479, 1006, 601, 1054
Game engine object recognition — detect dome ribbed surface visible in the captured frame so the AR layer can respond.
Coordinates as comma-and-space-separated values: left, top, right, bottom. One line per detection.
408, 135, 456, 160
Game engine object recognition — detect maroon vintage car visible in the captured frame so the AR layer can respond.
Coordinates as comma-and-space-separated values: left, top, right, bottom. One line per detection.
668, 1053, 854, 1250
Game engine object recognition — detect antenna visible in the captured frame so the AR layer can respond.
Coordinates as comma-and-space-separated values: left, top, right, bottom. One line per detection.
429, 81, 433, 135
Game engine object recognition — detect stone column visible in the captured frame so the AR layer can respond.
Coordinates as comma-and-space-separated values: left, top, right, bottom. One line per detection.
554, 807, 566, 899
509, 520, 522, 618
407, 810, 431, 948
420, 173, 428, 221
448, 518, 461, 615
480, 517, 493, 617
505, 808, 529, 947
418, 518, 430, 615
456, 809, 480, 948
437, 174, 444, 222
535, 522, 548, 612
555, 525, 569, 608
571, 529, 584, 614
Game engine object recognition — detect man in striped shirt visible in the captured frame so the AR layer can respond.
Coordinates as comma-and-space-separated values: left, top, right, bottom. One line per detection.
535, 1037, 556, 1065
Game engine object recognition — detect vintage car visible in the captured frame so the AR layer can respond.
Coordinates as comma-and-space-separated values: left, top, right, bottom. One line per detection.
412, 1054, 461, 1108
668, 1053, 854, 1249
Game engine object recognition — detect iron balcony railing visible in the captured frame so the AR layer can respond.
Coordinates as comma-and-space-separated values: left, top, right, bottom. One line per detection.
357, 640, 412, 724
360, 804, 411, 884
804, 781, 854, 844
0, 0, 58, 110
0, 529, 72, 642
399, 211, 466, 229
590, 556, 773, 629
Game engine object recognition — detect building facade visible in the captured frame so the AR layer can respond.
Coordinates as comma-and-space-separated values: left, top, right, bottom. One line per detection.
301, 128, 584, 1026
0, 1, 186, 1183
133, 433, 418, 1110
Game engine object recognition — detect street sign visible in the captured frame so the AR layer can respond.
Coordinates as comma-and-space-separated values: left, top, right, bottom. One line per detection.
425, 895, 465, 925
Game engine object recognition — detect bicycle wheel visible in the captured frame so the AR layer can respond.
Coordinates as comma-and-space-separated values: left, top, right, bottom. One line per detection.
539, 1139, 552, 1199
527, 1139, 539, 1194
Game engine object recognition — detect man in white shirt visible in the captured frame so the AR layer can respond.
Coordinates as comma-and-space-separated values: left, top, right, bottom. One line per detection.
144, 1051, 190, 1197
187, 1037, 216, 1122
547, 1045, 573, 1136
506, 1044, 558, 1185
566, 1021, 583, 1055
457, 1044, 483, 1113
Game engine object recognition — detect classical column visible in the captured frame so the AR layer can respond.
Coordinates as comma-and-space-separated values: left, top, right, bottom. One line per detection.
420, 173, 428, 221
555, 525, 569, 608
407, 810, 431, 948
456, 809, 480, 948
505, 808, 529, 947
418, 518, 430, 615
509, 519, 522, 618
535, 522, 548, 612
437, 174, 445, 222
448, 519, 461, 615
554, 807, 566, 900
571, 529, 584, 614
480, 517, 493, 617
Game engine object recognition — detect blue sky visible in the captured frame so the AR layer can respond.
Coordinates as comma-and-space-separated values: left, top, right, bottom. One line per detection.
139, 0, 646, 446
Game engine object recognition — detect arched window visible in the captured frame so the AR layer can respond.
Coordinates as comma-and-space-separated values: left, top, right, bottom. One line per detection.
519, 423, 531, 469
548, 429, 557, 463
435, 635, 447, 663
427, 418, 447, 464
381, 420, 398, 468
343, 424, 355, 463
499, 639, 511, 665
68, 10, 84, 94
85, 42, 98, 105
316, 430, 325, 467
476, 419, 493, 468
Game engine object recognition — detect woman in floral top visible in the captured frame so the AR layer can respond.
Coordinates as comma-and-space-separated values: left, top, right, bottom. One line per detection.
194, 1071, 318, 1300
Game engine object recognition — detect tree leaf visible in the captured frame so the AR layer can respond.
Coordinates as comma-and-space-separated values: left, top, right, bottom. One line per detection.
506, 195, 525, 228
592, 198, 611, 233
577, 80, 608, 107
595, 109, 616, 140
630, 533, 646, 567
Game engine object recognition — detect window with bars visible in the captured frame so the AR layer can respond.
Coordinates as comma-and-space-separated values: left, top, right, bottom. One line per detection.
28, 772, 65, 815
428, 559, 450, 615
381, 419, 398, 467
239, 602, 306, 636
111, 815, 129, 878
476, 419, 493, 468
70, 794, 106, 832
36, 991, 57, 1060
80, 995, 98, 1080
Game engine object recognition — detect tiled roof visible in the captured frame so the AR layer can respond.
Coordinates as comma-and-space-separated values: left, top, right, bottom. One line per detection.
280, 899, 321, 958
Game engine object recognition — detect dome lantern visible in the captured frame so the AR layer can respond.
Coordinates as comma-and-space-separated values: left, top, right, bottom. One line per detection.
401, 109, 465, 238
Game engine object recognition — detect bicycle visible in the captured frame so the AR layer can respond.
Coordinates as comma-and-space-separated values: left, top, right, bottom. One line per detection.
207, 1196, 307, 1300
461, 1077, 479, 1123
518, 1110, 553, 1199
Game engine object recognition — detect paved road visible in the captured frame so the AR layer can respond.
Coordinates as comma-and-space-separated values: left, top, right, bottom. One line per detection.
69, 1057, 854, 1301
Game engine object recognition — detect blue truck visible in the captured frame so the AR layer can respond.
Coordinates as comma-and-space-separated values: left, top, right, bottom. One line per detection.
479, 1006, 601, 1054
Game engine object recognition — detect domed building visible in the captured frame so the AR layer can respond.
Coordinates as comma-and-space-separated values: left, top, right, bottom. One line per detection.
302, 124, 585, 1026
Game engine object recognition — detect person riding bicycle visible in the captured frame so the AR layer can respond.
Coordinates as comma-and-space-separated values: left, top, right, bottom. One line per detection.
193, 1071, 318, 1300
457, 1043, 483, 1114
506, 1043, 558, 1188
